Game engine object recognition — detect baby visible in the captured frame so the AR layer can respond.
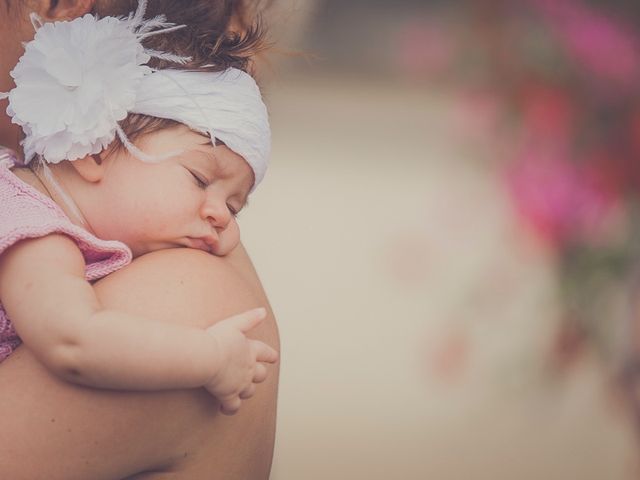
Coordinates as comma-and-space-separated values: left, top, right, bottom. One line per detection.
0, 1, 278, 415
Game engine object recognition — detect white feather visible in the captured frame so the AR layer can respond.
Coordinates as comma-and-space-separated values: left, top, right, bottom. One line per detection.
130, 0, 148, 27
115, 123, 183, 163
144, 49, 192, 64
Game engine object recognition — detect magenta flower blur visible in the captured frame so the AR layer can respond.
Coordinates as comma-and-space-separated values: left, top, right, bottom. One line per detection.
530, 0, 640, 88
519, 85, 576, 143
506, 145, 620, 247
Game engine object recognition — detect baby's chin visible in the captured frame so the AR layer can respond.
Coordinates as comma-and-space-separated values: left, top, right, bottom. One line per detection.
210, 240, 239, 257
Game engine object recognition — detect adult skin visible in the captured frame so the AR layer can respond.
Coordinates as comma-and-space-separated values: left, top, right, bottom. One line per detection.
0, 1, 280, 479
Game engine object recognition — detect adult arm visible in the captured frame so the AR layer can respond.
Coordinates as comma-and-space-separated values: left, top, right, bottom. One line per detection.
0, 245, 280, 480
0, 234, 277, 400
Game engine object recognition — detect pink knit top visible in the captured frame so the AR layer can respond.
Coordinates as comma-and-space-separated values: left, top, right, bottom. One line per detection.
0, 147, 132, 362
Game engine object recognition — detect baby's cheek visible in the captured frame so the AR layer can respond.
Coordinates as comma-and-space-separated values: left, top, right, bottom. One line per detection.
214, 221, 241, 256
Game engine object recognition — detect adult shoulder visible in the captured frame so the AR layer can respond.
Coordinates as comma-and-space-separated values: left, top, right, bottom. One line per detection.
0, 245, 279, 479
94, 245, 279, 342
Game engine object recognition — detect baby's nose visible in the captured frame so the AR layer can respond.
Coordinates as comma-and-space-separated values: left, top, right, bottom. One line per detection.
203, 200, 232, 230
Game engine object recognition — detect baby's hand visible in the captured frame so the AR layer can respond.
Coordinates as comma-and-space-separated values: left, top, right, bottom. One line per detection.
205, 307, 279, 415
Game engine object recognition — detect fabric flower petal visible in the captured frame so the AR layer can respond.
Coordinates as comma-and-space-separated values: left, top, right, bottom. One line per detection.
5, 5, 172, 164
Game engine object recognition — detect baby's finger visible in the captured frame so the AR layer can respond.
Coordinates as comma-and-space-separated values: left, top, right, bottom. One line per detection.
239, 384, 256, 400
226, 307, 266, 333
220, 396, 242, 416
253, 363, 268, 384
252, 340, 279, 364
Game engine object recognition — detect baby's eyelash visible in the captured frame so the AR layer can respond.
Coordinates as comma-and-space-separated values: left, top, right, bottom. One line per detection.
189, 170, 208, 188
227, 204, 239, 218
233, 200, 249, 218
187, 168, 244, 218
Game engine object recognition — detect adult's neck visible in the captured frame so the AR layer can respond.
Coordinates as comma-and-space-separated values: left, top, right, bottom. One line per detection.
0, 102, 21, 154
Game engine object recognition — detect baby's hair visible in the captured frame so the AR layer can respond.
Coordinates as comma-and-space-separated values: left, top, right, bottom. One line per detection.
91, 0, 270, 153
94, 0, 266, 72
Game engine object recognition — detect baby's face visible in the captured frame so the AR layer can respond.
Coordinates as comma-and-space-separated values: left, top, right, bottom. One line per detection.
91, 125, 255, 257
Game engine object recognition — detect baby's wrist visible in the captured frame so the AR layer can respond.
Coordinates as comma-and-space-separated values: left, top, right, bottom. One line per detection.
202, 331, 225, 387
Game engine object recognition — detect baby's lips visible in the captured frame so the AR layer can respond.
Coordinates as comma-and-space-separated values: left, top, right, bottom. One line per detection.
184, 237, 210, 253
202, 233, 220, 249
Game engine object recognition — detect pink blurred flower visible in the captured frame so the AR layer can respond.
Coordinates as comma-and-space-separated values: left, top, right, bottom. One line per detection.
395, 19, 457, 79
519, 84, 576, 142
448, 88, 503, 146
530, 0, 640, 88
506, 144, 622, 248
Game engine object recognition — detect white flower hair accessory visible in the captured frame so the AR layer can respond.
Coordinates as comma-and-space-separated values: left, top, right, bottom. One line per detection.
0, 0, 189, 164
0, 0, 271, 189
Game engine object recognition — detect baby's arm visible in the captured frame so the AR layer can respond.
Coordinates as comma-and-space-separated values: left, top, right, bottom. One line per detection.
0, 234, 278, 411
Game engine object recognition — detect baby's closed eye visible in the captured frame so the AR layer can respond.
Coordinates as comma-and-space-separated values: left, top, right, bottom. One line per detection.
188, 169, 209, 189
227, 204, 239, 217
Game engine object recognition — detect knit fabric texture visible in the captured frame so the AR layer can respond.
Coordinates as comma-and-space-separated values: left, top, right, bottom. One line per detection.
0, 147, 132, 362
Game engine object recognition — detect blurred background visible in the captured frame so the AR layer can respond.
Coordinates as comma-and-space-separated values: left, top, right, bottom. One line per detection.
240, 1, 640, 478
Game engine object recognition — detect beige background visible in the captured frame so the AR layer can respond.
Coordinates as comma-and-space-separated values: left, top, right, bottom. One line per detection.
240, 2, 639, 478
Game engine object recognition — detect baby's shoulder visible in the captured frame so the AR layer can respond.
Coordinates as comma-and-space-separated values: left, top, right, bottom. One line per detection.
0, 165, 66, 232
0, 179, 60, 265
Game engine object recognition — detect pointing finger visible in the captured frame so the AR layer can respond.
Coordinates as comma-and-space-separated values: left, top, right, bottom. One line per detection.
235, 307, 267, 333
252, 341, 279, 364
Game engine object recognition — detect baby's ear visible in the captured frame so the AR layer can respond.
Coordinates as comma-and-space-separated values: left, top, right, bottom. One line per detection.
70, 154, 106, 183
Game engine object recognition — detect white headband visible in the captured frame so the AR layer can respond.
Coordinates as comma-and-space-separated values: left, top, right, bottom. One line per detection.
0, 0, 271, 188
132, 68, 270, 187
